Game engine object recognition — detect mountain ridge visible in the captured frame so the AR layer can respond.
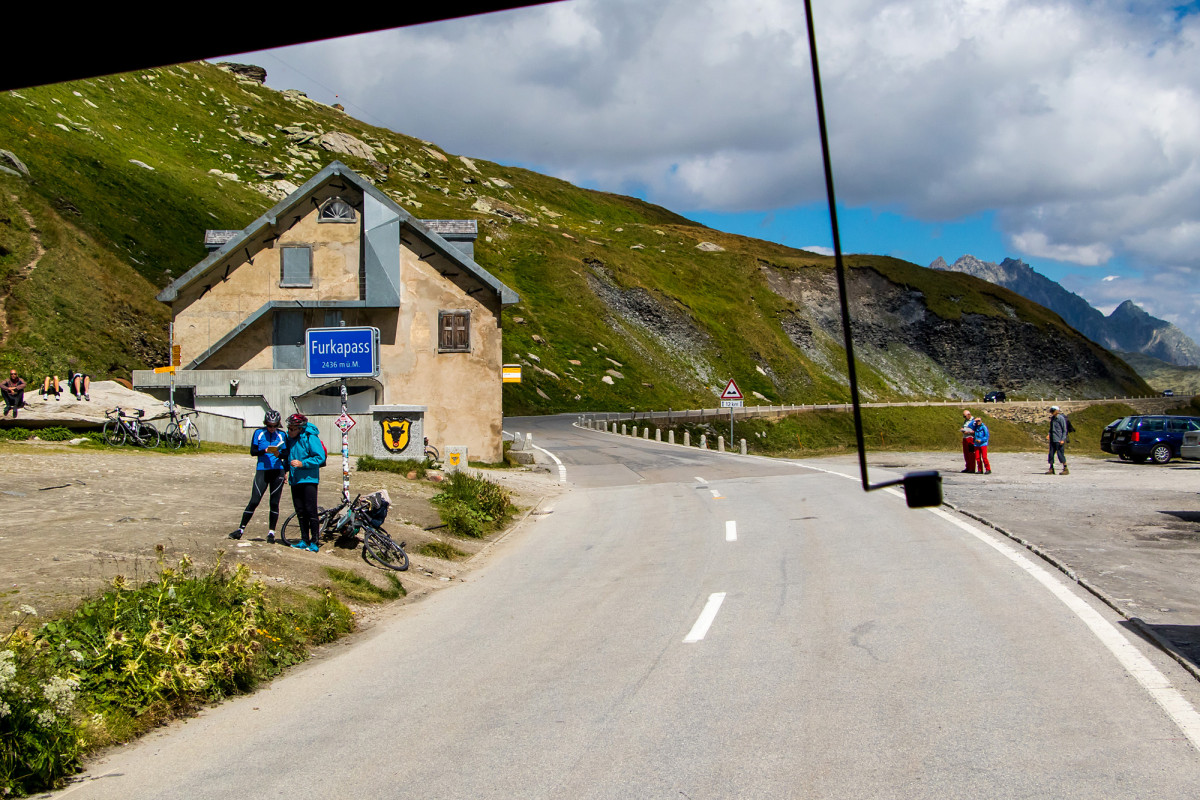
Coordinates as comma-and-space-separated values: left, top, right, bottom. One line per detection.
931, 255, 1200, 367
0, 62, 1150, 410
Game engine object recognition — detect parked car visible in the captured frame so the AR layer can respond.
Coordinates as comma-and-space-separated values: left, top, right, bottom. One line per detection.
1182, 429, 1200, 461
1109, 415, 1200, 464
983, 391, 1006, 403
1100, 417, 1131, 455
1162, 389, 1175, 397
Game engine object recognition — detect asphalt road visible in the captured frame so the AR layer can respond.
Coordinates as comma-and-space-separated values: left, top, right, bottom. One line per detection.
60, 415, 1200, 798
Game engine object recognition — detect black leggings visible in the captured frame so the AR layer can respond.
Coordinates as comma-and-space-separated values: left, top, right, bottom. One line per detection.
290, 482, 320, 543
241, 469, 285, 530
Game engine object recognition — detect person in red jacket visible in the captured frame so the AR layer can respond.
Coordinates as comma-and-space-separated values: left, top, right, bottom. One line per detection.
959, 408, 978, 473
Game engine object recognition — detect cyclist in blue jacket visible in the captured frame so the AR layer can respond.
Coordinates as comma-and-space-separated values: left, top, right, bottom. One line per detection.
284, 412, 325, 552
230, 410, 287, 543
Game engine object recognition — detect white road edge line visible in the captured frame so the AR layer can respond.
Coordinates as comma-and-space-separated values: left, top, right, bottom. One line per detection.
726, 520, 737, 541
928, 506, 1200, 753
530, 444, 567, 483
684, 592, 727, 643
801, 463, 1200, 752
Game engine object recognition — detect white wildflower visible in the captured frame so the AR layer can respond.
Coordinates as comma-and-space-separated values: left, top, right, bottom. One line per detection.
0, 700, 10, 718
35, 708, 57, 728
18, 604, 37, 617
69, 650, 84, 663
0, 650, 15, 691
42, 675, 79, 715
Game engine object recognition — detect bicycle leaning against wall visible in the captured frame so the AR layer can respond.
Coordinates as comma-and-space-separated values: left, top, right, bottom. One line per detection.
102, 407, 160, 448
161, 402, 201, 450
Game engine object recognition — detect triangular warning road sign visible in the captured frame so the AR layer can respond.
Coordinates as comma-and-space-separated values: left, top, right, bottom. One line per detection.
721, 379, 743, 400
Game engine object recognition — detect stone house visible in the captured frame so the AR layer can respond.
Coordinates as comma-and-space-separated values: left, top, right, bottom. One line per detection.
133, 161, 518, 461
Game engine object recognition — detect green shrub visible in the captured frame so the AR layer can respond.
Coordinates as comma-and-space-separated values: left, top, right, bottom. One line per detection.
2, 550, 357, 795
1, 609, 85, 797
323, 568, 405, 603
416, 541, 469, 561
356, 456, 426, 478
431, 472, 516, 538
0, 427, 93, 442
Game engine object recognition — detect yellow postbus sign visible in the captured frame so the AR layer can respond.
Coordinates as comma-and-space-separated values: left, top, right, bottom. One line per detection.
502, 364, 522, 384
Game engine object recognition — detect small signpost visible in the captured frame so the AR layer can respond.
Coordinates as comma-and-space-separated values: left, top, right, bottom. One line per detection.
306, 327, 380, 502
720, 379, 744, 443
502, 364, 522, 384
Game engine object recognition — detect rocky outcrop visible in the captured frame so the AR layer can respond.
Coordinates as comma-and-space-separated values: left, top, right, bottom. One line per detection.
317, 131, 375, 161
215, 63, 267, 84
765, 263, 1144, 397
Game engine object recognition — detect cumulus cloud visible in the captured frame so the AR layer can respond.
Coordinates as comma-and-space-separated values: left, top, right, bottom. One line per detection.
802, 246, 835, 256
247, 0, 1200, 275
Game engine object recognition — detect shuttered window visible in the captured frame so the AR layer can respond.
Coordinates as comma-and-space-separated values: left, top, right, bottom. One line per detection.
280, 246, 312, 287
439, 310, 470, 352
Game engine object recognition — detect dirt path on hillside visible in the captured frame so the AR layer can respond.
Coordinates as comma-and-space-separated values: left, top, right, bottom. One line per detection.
0, 442, 563, 620
0, 197, 45, 345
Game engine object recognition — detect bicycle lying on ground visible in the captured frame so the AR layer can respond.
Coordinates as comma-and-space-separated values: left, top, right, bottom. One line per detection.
162, 402, 201, 450
279, 491, 409, 571
102, 407, 160, 448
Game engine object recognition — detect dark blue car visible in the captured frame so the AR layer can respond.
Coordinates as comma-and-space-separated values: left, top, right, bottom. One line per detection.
1109, 415, 1200, 464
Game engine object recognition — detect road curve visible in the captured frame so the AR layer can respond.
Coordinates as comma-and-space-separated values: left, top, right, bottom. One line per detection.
59, 414, 1200, 799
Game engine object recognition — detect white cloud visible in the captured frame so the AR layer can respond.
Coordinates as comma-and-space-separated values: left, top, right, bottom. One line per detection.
802, 246, 835, 256
246, 0, 1200, 275
1008, 230, 1113, 266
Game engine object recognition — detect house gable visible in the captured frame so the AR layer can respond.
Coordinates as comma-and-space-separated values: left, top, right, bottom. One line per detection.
161, 161, 518, 369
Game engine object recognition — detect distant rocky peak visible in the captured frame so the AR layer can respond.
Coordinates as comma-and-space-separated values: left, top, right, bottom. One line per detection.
929, 256, 949, 271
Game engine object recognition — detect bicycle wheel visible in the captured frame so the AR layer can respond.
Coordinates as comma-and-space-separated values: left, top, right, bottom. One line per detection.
281, 506, 333, 546
362, 527, 409, 571
137, 422, 161, 448
102, 419, 125, 446
184, 419, 201, 451
164, 422, 182, 450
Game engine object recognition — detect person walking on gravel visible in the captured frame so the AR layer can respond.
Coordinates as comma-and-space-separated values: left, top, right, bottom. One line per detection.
230, 410, 287, 543
283, 413, 325, 552
1047, 406, 1069, 475
960, 408, 978, 473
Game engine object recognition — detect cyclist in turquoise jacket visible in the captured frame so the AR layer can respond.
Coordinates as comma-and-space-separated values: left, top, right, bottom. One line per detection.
283, 413, 325, 552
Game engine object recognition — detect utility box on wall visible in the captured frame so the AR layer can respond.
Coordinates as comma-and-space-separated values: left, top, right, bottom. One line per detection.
370, 405, 426, 460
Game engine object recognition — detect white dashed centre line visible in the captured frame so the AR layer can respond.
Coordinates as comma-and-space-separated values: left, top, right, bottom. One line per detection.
709, 489, 723, 499
684, 593, 727, 643
726, 520, 737, 541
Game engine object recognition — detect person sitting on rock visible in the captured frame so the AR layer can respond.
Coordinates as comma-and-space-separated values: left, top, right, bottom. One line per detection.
40, 374, 63, 400
2, 369, 27, 417
67, 371, 91, 401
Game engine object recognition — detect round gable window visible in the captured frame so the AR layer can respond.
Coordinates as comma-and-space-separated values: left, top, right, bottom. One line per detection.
319, 197, 356, 223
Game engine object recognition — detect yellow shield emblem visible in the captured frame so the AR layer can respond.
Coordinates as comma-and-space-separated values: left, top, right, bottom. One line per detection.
381, 419, 411, 453
448, 452, 461, 466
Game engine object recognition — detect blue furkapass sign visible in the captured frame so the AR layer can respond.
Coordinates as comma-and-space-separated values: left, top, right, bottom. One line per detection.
305, 326, 380, 378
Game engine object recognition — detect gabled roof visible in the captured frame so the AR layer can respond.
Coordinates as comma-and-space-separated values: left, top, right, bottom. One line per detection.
158, 160, 518, 305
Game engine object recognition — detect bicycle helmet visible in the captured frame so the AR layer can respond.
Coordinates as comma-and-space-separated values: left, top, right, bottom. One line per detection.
286, 413, 308, 428
263, 409, 282, 427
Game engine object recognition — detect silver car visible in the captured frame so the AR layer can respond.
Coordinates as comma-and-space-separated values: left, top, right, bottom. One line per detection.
1182, 428, 1200, 460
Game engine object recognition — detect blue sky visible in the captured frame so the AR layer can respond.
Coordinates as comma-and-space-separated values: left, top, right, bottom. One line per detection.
234, 0, 1200, 339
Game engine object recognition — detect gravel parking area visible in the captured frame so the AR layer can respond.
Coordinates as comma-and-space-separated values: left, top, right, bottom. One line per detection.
808, 449, 1200, 673
0, 441, 561, 620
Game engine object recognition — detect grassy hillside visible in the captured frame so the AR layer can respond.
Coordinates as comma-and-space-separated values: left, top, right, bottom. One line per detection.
0, 62, 1150, 407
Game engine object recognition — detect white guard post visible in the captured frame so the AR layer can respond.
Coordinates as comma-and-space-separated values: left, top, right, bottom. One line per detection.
339, 381, 351, 503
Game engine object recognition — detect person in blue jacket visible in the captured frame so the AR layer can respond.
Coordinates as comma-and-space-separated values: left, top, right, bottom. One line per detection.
230, 410, 287, 543
972, 416, 991, 474
284, 412, 325, 552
